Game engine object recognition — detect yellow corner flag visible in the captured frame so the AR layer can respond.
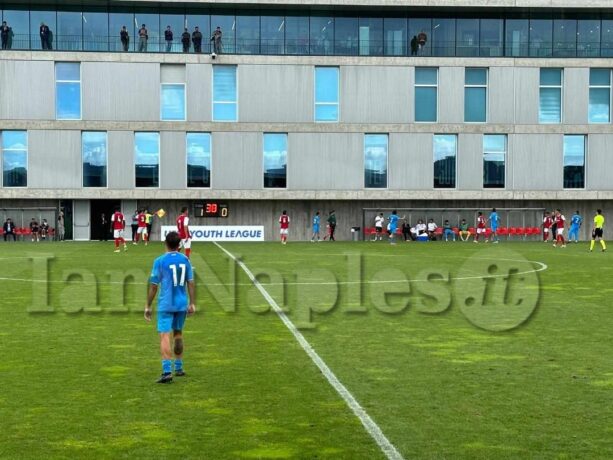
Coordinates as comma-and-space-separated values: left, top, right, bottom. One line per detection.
156, 209, 166, 218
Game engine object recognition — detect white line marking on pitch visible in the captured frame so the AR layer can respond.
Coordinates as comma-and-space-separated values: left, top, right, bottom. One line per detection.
213, 242, 405, 460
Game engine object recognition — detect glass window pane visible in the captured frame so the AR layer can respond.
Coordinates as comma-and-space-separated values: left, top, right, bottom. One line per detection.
3, 151, 27, 187
553, 18, 577, 57
384, 18, 406, 56
539, 88, 561, 123
431, 18, 455, 57
263, 133, 287, 188
483, 134, 505, 188
30, 9, 56, 50
409, 18, 431, 56
433, 134, 456, 188
134, 10, 160, 52
364, 134, 388, 188
310, 16, 334, 55
213, 66, 237, 102
530, 18, 553, 57
211, 14, 236, 54
540, 68, 562, 86
213, 103, 237, 122
285, 15, 309, 55
505, 18, 529, 56
483, 134, 506, 153
359, 17, 383, 56
415, 67, 437, 85
589, 88, 610, 123
56, 82, 81, 119
57, 11, 82, 51
187, 133, 211, 188
465, 68, 487, 85
3, 9, 30, 50
82, 132, 107, 187
577, 19, 600, 57
456, 19, 479, 56
335, 17, 358, 56
161, 84, 186, 120
261, 15, 285, 55
590, 68, 610, 86
563, 135, 585, 189
2, 131, 27, 150
415, 87, 437, 122
315, 67, 339, 103
315, 105, 338, 122
83, 10, 109, 51
465, 87, 486, 122
56, 62, 80, 81
236, 14, 260, 54
160, 13, 186, 53
602, 20, 613, 57
480, 19, 503, 57
135, 132, 159, 187
109, 9, 135, 52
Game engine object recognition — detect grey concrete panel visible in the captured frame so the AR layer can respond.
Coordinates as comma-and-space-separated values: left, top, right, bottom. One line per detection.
161, 64, 186, 83
586, 134, 613, 190
108, 130, 135, 189
239, 65, 313, 123
457, 133, 483, 191
388, 133, 432, 189
510, 134, 563, 190
160, 131, 187, 189
564, 67, 589, 125
186, 63, 212, 122
438, 66, 464, 123
29, 130, 82, 189
212, 132, 262, 189
288, 133, 363, 190
0, 60, 55, 120
514, 67, 539, 124
341, 66, 411, 124
81, 62, 160, 121
489, 66, 515, 124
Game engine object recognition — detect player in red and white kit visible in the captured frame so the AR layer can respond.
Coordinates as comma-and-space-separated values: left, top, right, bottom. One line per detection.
279, 210, 290, 245
111, 207, 128, 253
543, 211, 553, 242
134, 210, 148, 246
553, 209, 566, 248
474, 211, 486, 243
177, 207, 192, 259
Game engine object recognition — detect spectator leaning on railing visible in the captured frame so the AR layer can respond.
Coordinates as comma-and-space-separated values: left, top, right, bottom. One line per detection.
181, 28, 190, 53
120, 25, 129, 52
192, 27, 202, 53
211, 26, 222, 55
164, 26, 173, 52
138, 24, 148, 52
1, 21, 13, 50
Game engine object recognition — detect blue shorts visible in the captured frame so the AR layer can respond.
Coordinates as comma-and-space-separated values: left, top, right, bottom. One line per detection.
157, 311, 187, 333
389, 226, 397, 234
491, 227, 498, 233
313, 225, 320, 233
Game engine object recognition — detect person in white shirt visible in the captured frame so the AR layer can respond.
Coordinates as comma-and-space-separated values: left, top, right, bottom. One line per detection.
373, 213, 385, 241
427, 219, 438, 240
413, 219, 427, 239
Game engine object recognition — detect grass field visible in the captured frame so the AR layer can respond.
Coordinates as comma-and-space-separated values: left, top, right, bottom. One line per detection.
0, 239, 611, 459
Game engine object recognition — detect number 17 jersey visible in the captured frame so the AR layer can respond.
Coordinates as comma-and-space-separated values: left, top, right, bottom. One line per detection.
149, 252, 194, 312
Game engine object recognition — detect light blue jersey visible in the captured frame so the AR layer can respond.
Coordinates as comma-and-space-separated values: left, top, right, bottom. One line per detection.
489, 212, 499, 229
150, 252, 194, 313
571, 214, 582, 228
388, 214, 399, 231
313, 215, 320, 231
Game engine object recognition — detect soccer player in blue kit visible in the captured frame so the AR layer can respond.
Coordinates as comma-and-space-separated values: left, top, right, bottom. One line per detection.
388, 210, 399, 245
568, 210, 582, 243
488, 208, 500, 243
311, 211, 321, 242
144, 231, 196, 384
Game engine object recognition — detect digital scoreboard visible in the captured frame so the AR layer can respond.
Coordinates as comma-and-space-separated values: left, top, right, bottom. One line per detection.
194, 202, 229, 218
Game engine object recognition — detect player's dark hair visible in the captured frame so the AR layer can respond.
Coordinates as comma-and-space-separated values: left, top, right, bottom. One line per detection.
392, 210, 397, 215
165, 231, 181, 251
316, 211, 319, 215
114, 206, 120, 212
282, 210, 287, 214
478, 212, 482, 215
181, 206, 188, 213
597, 209, 602, 214
492, 208, 496, 212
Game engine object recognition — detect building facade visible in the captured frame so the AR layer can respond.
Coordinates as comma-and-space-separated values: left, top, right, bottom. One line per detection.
0, 1, 612, 240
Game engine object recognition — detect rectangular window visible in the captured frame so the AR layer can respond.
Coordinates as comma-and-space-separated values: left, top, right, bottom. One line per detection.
433, 134, 456, 188
2, 131, 27, 187
589, 69, 611, 123
314, 67, 339, 122
56, 62, 81, 120
465, 68, 487, 122
186, 133, 211, 188
563, 135, 586, 189
161, 84, 186, 121
134, 132, 160, 188
415, 68, 438, 122
539, 68, 563, 123
483, 134, 506, 188
364, 134, 388, 188
263, 133, 287, 188
212, 65, 238, 122
82, 131, 107, 187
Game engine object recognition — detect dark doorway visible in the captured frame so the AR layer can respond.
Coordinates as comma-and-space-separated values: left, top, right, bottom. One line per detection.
90, 200, 120, 241
59, 199, 73, 240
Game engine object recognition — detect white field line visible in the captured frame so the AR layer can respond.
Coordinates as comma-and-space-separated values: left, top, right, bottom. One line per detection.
213, 242, 405, 460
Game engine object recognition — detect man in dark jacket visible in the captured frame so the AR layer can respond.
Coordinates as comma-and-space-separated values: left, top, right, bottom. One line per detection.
181, 28, 191, 53
40, 22, 50, 50
3, 218, 16, 241
324, 211, 337, 242
211, 26, 222, 55
138, 24, 148, 52
1, 21, 11, 50
164, 26, 173, 52
120, 25, 129, 52
192, 27, 202, 53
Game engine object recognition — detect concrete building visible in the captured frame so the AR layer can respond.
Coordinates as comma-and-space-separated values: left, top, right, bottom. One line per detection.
0, 1, 612, 240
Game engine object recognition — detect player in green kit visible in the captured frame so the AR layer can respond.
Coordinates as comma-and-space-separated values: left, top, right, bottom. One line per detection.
590, 209, 606, 253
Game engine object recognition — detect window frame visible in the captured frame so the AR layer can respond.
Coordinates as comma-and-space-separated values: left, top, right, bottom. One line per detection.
538, 67, 564, 124
134, 131, 161, 188
1, 130, 28, 188
433, 133, 457, 189
363, 133, 389, 189
482, 133, 506, 189
262, 132, 288, 189
588, 68, 611, 124
314, 66, 340, 123
160, 82, 187, 121
81, 131, 108, 188
55, 62, 82, 121
414, 67, 439, 123
562, 134, 587, 190
212, 65, 239, 122
185, 132, 212, 189
464, 67, 488, 123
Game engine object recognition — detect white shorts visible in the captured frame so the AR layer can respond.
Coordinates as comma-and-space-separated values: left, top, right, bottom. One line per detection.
113, 229, 124, 239
477, 227, 486, 234
557, 228, 564, 235
137, 227, 148, 234
180, 238, 192, 249
280, 228, 289, 235
543, 228, 550, 233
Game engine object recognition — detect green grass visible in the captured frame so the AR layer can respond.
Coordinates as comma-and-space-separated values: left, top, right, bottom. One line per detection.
0, 240, 611, 459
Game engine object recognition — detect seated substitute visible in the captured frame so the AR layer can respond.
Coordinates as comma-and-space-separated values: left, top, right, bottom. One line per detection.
427, 219, 438, 240
443, 220, 456, 242
459, 219, 471, 242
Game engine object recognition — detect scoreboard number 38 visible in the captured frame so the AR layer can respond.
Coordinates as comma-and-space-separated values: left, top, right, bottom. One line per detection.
194, 202, 229, 218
